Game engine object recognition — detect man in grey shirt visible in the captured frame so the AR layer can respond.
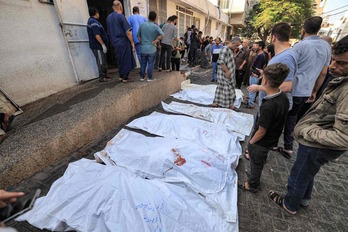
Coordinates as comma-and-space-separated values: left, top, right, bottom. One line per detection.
159, 15, 178, 72
278, 16, 331, 158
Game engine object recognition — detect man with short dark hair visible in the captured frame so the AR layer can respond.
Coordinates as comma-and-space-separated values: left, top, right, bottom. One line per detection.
235, 39, 249, 88
246, 41, 266, 108
128, 6, 147, 62
269, 35, 348, 215
107, 1, 136, 83
246, 22, 298, 160
210, 38, 223, 82
159, 15, 178, 72
137, 11, 163, 81
274, 16, 331, 158
87, 6, 111, 82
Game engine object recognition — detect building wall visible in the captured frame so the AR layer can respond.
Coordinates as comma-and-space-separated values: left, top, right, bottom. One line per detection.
168, 0, 228, 40
0, 0, 76, 106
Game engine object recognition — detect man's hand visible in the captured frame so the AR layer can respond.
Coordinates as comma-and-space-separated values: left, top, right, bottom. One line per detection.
0, 190, 25, 209
152, 39, 158, 45
247, 84, 261, 93
256, 68, 264, 78
306, 92, 316, 103
102, 44, 107, 54
238, 65, 243, 70
225, 70, 231, 79
132, 43, 135, 52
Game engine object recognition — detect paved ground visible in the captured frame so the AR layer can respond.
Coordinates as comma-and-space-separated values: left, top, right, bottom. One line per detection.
6, 67, 348, 232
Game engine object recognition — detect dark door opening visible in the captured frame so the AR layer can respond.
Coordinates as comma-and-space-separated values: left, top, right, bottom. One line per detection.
86, 0, 125, 67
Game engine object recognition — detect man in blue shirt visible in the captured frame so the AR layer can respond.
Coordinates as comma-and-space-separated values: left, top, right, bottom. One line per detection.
137, 11, 163, 81
210, 38, 223, 82
107, 1, 136, 83
87, 7, 111, 82
128, 6, 147, 62
246, 22, 297, 160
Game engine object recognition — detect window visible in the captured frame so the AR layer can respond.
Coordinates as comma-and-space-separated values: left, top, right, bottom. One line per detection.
220, 0, 230, 10
176, 5, 196, 37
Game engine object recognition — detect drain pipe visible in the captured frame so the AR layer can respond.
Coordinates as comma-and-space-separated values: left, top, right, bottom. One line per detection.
202, 0, 210, 34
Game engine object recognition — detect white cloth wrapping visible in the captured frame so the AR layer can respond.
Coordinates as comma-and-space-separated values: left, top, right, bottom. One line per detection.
94, 129, 238, 223
170, 81, 244, 109
17, 159, 238, 232
126, 112, 242, 160
162, 101, 254, 138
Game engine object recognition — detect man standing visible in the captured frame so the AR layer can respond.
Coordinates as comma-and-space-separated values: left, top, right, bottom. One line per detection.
212, 38, 240, 110
87, 7, 111, 82
159, 16, 178, 72
137, 11, 163, 81
248, 23, 297, 109
210, 38, 223, 82
235, 39, 249, 88
246, 23, 298, 160
246, 41, 266, 108
128, 6, 147, 62
107, 1, 136, 83
269, 35, 348, 215
274, 16, 331, 158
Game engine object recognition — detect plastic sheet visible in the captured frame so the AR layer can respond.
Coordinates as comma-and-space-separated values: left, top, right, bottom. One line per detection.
94, 129, 238, 222
162, 101, 254, 137
18, 159, 238, 232
171, 81, 244, 109
126, 112, 242, 158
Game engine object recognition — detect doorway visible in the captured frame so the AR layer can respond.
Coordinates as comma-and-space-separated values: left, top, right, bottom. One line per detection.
86, 0, 125, 67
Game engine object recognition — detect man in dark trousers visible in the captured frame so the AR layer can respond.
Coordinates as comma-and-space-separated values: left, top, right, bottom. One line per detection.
87, 7, 112, 82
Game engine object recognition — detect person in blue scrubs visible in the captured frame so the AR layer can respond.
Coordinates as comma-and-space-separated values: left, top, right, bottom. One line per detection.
107, 1, 136, 83
128, 6, 147, 62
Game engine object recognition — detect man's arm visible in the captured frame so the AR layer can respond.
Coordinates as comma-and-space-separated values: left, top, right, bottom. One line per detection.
307, 66, 328, 103
297, 93, 348, 148
126, 30, 135, 51
249, 126, 267, 144
220, 64, 231, 79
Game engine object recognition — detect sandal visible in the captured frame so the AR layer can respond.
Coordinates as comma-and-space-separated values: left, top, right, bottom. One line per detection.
238, 180, 259, 193
269, 190, 297, 215
275, 147, 291, 159
244, 150, 250, 160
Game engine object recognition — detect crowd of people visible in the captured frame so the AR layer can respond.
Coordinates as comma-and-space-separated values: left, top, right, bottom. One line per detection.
211, 16, 347, 216
87, 1, 224, 84
87, 2, 348, 215
1, 2, 348, 227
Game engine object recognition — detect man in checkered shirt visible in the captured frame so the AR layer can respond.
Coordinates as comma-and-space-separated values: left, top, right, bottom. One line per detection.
212, 37, 241, 109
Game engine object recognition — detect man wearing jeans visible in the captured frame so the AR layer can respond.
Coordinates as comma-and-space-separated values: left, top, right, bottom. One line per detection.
275, 16, 332, 158
246, 41, 266, 108
269, 35, 348, 215
137, 11, 163, 81
128, 6, 147, 62
210, 38, 223, 82
159, 16, 178, 72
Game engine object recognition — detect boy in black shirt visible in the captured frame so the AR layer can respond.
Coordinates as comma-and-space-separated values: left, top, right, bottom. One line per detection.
239, 63, 290, 193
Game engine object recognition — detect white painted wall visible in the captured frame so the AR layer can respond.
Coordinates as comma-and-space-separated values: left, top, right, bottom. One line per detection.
0, 0, 76, 106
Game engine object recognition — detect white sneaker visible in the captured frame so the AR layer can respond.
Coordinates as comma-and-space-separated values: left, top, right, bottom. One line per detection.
147, 78, 156, 82
140, 78, 145, 81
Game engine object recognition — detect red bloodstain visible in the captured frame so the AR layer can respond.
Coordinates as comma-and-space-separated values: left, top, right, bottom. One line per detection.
201, 160, 211, 167
172, 148, 186, 166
